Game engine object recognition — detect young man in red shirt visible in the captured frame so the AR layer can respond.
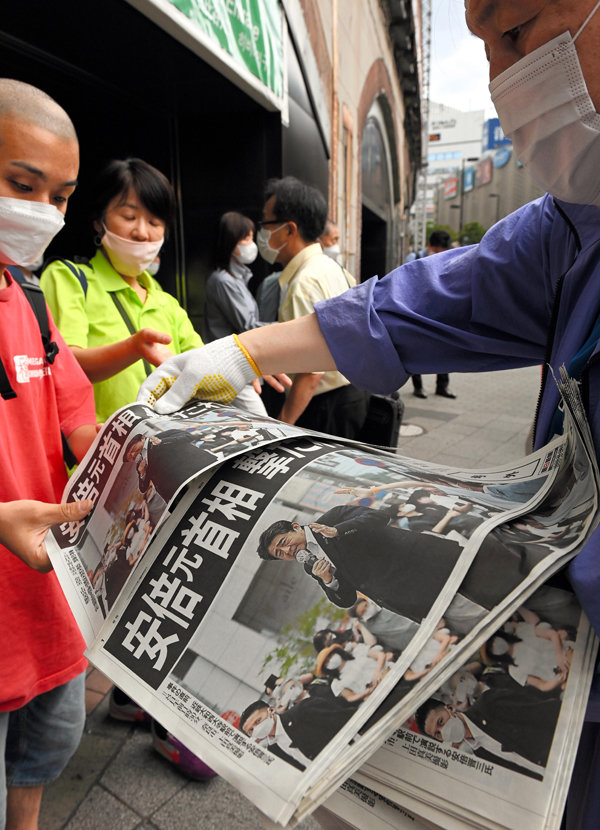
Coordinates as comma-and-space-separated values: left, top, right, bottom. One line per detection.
0, 79, 97, 830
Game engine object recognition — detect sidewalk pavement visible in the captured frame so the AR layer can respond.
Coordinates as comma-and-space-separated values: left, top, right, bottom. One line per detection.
39, 365, 542, 830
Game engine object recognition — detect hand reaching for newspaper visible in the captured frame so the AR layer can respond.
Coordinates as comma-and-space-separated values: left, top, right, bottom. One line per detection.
0, 499, 94, 572
137, 334, 291, 414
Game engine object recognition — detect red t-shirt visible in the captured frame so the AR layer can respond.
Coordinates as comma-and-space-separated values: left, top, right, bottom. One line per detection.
0, 272, 96, 711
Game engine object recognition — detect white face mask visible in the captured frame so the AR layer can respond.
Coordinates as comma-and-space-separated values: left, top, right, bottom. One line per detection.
489, 636, 510, 656
454, 673, 478, 706
326, 653, 343, 670
322, 244, 341, 260
252, 714, 274, 742
440, 714, 466, 745
490, 1, 600, 205
235, 240, 258, 265
0, 196, 65, 267
102, 226, 164, 277
257, 225, 287, 265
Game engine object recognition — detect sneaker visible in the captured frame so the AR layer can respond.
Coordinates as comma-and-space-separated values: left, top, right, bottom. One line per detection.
108, 687, 150, 723
151, 720, 217, 781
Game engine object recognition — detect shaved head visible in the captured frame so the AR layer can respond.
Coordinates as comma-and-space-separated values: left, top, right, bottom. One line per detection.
0, 79, 77, 143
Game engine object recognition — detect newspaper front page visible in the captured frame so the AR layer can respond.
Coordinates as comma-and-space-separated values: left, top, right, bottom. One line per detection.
46, 377, 599, 827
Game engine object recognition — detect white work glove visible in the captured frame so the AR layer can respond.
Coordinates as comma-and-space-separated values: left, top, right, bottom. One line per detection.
136, 334, 260, 415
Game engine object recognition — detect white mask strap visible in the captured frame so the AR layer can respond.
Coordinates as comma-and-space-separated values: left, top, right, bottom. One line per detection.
574, 0, 600, 41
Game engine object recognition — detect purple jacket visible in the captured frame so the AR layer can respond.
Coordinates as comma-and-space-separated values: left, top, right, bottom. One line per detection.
316, 194, 600, 640
317, 195, 600, 823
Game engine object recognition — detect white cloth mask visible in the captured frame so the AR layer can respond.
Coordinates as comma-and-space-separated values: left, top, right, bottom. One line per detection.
102, 226, 164, 277
440, 714, 466, 745
0, 196, 65, 267
322, 244, 341, 260
490, 1, 600, 204
489, 636, 510, 656
252, 714, 274, 742
257, 225, 287, 265
325, 653, 343, 670
235, 240, 258, 265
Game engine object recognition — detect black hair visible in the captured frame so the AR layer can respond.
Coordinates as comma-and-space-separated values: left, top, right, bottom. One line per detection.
348, 598, 370, 618
485, 631, 522, 667
239, 699, 269, 733
214, 211, 255, 271
264, 176, 327, 242
415, 697, 445, 735
264, 674, 279, 696
257, 519, 295, 560
90, 157, 175, 234
410, 488, 433, 503
124, 433, 144, 459
319, 644, 352, 682
313, 629, 335, 653
428, 229, 452, 250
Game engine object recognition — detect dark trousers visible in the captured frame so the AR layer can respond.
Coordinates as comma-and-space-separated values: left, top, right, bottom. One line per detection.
296, 384, 369, 440
412, 373, 450, 391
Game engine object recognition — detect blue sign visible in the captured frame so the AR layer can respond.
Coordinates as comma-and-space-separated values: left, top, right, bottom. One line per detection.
493, 147, 512, 168
482, 118, 511, 151
463, 166, 475, 193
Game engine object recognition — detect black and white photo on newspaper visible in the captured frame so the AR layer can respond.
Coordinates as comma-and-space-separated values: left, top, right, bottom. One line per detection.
62, 381, 596, 826
350, 587, 597, 830
47, 400, 305, 644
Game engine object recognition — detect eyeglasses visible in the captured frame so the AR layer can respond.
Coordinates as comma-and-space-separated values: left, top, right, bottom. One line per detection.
256, 219, 289, 229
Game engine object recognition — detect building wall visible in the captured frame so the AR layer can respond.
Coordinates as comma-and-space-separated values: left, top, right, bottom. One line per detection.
296, 0, 417, 278
435, 148, 546, 233
0, 0, 419, 305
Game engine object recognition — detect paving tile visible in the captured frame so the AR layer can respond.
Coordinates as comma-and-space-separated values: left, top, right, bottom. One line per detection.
85, 690, 105, 716
63, 785, 140, 830
149, 776, 321, 830
41, 734, 125, 830
86, 669, 114, 696
100, 729, 185, 817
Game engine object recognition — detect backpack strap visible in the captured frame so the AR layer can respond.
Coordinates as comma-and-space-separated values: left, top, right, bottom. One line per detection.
44, 257, 89, 296
1, 267, 79, 466
18, 281, 60, 365
0, 358, 17, 400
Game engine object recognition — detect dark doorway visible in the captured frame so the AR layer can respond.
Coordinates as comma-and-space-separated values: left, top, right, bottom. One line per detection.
360, 204, 388, 281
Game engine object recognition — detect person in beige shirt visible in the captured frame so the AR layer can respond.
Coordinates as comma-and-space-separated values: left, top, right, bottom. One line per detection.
255, 176, 368, 438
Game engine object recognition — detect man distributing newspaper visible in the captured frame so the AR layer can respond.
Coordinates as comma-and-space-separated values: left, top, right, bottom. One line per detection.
138, 4, 600, 826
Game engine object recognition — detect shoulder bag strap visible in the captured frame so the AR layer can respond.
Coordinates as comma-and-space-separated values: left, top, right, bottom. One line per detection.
109, 292, 152, 377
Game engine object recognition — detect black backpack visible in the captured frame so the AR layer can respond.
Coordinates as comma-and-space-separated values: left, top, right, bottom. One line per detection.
0, 266, 79, 466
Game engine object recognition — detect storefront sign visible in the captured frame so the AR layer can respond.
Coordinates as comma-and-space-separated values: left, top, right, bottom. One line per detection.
443, 176, 458, 200
126, 0, 284, 110
493, 147, 512, 168
476, 157, 493, 187
482, 117, 511, 151
463, 166, 475, 193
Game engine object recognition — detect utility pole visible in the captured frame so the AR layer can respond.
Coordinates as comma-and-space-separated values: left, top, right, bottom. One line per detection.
412, 0, 432, 253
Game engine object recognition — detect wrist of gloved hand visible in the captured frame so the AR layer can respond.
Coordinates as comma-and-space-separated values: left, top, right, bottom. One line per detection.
137, 334, 262, 414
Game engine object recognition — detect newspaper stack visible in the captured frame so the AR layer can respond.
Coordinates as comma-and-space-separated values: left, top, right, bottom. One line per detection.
47, 371, 599, 829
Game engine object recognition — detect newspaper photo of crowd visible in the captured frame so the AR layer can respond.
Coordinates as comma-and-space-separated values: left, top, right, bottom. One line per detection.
406, 588, 581, 781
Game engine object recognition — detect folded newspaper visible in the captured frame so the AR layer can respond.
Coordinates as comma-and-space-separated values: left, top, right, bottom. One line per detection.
47, 372, 599, 829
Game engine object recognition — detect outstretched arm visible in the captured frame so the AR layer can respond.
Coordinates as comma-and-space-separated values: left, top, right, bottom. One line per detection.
72, 328, 174, 383
138, 315, 333, 414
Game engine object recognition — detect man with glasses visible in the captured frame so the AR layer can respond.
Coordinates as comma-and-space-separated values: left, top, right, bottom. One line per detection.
254, 176, 369, 439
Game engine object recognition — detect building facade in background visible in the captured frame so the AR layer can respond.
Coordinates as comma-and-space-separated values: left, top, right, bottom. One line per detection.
0, 0, 424, 324
415, 101, 484, 235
